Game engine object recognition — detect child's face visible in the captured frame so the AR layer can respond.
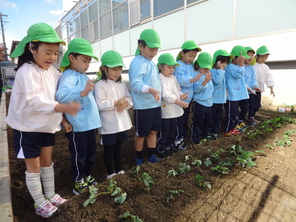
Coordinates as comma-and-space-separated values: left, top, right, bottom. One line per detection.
257, 54, 269, 64
139, 44, 158, 60
105, 66, 123, 81
69, 54, 92, 74
199, 68, 210, 74
245, 51, 255, 65
159, 64, 175, 77
32, 43, 59, 70
181, 51, 197, 64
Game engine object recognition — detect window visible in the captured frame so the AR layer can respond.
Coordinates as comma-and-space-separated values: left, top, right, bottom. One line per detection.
130, 0, 140, 26
88, 0, 98, 22
112, 0, 125, 8
153, 0, 183, 17
99, 0, 111, 16
100, 12, 112, 39
113, 1, 129, 34
187, 0, 202, 4
141, 0, 150, 19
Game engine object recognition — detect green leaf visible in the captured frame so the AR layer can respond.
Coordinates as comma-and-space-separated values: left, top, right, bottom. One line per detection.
114, 192, 127, 205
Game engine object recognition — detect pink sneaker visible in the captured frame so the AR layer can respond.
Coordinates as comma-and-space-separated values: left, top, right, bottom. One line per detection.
49, 193, 68, 207
35, 200, 58, 218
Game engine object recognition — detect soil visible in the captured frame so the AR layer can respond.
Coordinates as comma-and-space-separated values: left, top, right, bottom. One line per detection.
5, 92, 296, 222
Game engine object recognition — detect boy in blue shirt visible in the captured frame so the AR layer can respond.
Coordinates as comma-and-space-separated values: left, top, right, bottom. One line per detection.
56, 38, 101, 194
129, 29, 162, 165
211, 49, 233, 139
191, 52, 214, 144
224, 45, 250, 136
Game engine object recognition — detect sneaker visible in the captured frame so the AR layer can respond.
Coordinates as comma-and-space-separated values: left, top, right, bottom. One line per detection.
248, 118, 257, 126
239, 122, 248, 129
135, 158, 144, 165
73, 179, 88, 195
235, 124, 243, 132
224, 128, 240, 137
148, 154, 161, 163
48, 194, 67, 207
211, 133, 218, 140
177, 141, 187, 150
107, 173, 117, 180
205, 134, 213, 141
84, 175, 98, 186
117, 170, 125, 175
35, 200, 58, 218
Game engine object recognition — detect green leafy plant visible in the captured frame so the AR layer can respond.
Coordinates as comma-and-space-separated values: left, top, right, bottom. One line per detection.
211, 165, 230, 174
230, 145, 256, 168
118, 211, 143, 222
166, 189, 184, 203
203, 158, 212, 167
184, 155, 202, 166
179, 163, 191, 173
83, 179, 127, 207
194, 174, 212, 189
140, 172, 154, 191
132, 166, 140, 175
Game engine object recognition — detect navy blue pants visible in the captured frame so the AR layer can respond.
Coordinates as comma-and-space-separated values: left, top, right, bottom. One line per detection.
191, 102, 212, 144
66, 130, 97, 182
212, 103, 224, 134
239, 99, 249, 121
225, 100, 239, 133
158, 117, 177, 153
175, 101, 192, 140
249, 92, 261, 118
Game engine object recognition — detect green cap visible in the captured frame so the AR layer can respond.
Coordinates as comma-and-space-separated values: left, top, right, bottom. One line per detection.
10, 23, 66, 58
60, 38, 98, 71
245, 46, 255, 54
194, 52, 213, 69
101, 50, 125, 68
230, 45, 250, 59
177, 40, 202, 61
212, 49, 233, 66
256, 45, 270, 55
157, 53, 180, 66
136, 29, 161, 55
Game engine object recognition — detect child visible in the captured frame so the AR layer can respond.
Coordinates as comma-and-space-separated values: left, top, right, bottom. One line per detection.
191, 52, 214, 144
6, 23, 80, 218
94, 50, 133, 179
157, 53, 188, 158
128, 29, 162, 165
253, 45, 275, 123
174, 40, 202, 149
242, 47, 261, 125
211, 49, 233, 139
224, 45, 250, 136
56, 38, 101, 195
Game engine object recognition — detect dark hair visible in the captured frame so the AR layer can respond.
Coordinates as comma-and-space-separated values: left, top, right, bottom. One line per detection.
69, 52, 81, 58
193, 61, 199, 71
138, 39, 147, 47
182, 48, 199, 54
213, 55, 230, 67
100, 65, 122, 82
15, 42, 42, 71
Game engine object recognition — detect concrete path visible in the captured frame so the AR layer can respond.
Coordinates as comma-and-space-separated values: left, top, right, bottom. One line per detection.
0, 93, 13, 222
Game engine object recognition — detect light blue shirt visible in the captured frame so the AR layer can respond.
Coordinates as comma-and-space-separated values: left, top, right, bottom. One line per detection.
193, 71, 214, 107
225, 63, 249, 101
244, 64, 258, 94
56, 69, 101, 132
211, 68, 226, 104
173, 60, 195, 104
128, 55, 161, 110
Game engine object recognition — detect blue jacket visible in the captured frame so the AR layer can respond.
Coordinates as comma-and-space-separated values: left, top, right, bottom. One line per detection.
56, 69, 101, 132
225, 63, 249, 101
128, 55, 161, 110
173, 60, 195, 104
244, 65, 258, 94
193, 71, 214, 107
211, 68, 226, 104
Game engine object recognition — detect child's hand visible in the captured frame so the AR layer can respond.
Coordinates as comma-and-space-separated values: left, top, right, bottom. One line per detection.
237, 52, 245, 67
149, 87, 160, 102
191, 73, 202, 83
175, 100, 188, 108
180, 92, 188, 101
114, 97, 128, 113
65, 102, 81, 116
253, 87, 261, 93
248, 87, 256, 95
204, 72, 212, 83
270, 89, 275, 97
217, 61, 227, 70
81, 80, 95, 97
62, 118, 72, 133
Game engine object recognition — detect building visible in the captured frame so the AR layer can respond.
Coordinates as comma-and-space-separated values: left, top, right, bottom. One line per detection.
57, 0, 296, 106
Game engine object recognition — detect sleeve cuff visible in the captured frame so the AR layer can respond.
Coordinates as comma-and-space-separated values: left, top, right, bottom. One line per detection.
141, 85, 150, 94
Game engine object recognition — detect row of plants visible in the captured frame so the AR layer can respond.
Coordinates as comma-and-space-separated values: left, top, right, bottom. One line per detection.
82, 115, 296, 222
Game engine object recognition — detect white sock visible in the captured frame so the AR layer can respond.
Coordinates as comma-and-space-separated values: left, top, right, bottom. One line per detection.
25, 171, 45, 206
40, 163, 55, 199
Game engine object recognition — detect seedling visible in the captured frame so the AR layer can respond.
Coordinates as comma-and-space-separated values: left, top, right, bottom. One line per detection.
185, 155, 202, 166
203, 158, 212, 167
83, 179, 127, 207
140, 172, 154, 191
194, 174, 212, 189
179, 163, 191, 173
118, 211, 143, 222
211, 165, 230, 174
132, 166, 140, 175
166, 189, 184, 203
